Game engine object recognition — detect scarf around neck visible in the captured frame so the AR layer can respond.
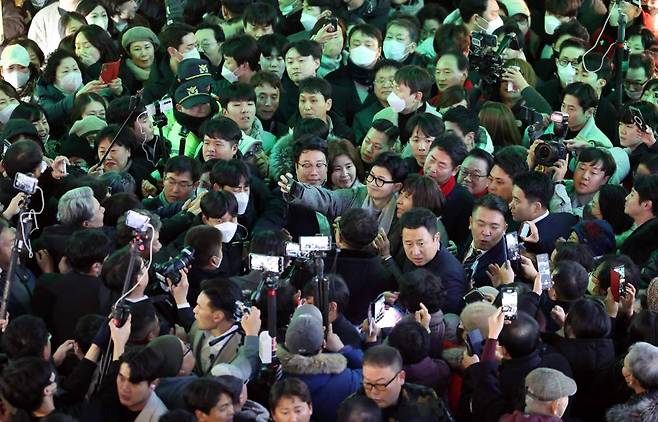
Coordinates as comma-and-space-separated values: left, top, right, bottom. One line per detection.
126, 58, 151, 81
361, 191, 398, 234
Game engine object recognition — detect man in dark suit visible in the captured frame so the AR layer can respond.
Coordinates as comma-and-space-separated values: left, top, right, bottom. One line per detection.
459, 195, 509, 289
31, 229, 113, 348
510, 172, 579, 256
381, 207, 467, 314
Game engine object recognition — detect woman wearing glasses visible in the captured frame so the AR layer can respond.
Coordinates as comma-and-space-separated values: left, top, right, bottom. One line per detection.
279, 151, 407, 235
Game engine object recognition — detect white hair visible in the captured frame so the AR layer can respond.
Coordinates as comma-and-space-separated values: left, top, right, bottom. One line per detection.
627, 342, 658, 390
57, 186, 95, 226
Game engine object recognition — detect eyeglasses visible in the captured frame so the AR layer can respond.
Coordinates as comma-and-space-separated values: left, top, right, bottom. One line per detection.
557, 58, 580, 67
374, 78, 395, 86
363, 371, 401, 392
460, 169, 488, 179
297, 162, 327, 170
183, 344, 192, 357
366, 173, 397, 187
164, 177, 194, 188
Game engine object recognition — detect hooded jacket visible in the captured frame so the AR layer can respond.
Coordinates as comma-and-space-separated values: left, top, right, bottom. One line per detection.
278, 345, 362, 422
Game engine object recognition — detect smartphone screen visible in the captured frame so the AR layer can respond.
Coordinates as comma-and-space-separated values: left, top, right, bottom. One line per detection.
520, 223, 530, 239
537, 253, 552, 290
610, 267, 621, 302
501, 287, 518, 320
505, 232, 521, 261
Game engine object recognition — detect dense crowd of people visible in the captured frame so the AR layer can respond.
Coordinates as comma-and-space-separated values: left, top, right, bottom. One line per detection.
1, 0, 658, 420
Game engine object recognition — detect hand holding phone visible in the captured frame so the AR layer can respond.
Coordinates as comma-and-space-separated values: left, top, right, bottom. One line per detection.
100, 60, 120, 83
501, 286, 518, 320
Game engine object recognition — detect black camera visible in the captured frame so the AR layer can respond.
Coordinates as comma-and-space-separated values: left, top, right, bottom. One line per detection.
153, 247, 195, 285
535, 137, 568, 167
111, 301, 131, 327
469, 32, 516, 87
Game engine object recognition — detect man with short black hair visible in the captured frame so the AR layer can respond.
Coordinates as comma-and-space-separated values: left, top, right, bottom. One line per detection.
372, 65, 440, 146
183, 378, 236, 422
143, 22, 198, 103
243, 2, 278, 39
144, 156, 201, 210
189, 279, 245, 375
219, 35, 260, 86
443, 106, 494, 153
380, 207, 467, 314
458, 148, 493, 198
0, 357, 59, 419
182, 225, 224, 308
279, 40, 322, 118
199, 117, 243, 162
488, 146, 529, 204
355, 345, 452, 420
424, 134, 474, 245
554, 147, 616, 217
270, 378, 313, 422
32, 229, 113, 347
510, 171, 578, 255
621, 174, 658, 268
329, 208, 396, 324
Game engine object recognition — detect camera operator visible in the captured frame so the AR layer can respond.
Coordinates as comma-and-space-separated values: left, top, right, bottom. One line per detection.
210, 158, 284, 234
188, 279, 246, 376
0, 139, 69, 224
330, 208, 396, 324
377, 207, 466, 314
552, 82, 612, 151
552, 147, 616, 217
232, 229, 287, 293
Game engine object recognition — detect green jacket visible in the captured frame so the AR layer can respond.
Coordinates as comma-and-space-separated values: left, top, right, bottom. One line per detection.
35, 80, 75, 124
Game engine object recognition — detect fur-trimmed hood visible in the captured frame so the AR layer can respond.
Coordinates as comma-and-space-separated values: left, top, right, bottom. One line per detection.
277, 345, 347, 375
606, 390, 658, 422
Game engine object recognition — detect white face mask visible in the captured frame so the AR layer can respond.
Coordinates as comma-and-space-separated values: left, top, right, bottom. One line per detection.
544, 14, 563, 35
215, 221, 238, 243
0, 102, 19, 124
556, 62, 576, 87
4, 70, 30, 90
486, 16, 504, 34
383, 40, 408, 62
181, 48, 201, 61
221, 65, 239, 83
234, 191, 250, 215
300, 12, 318, 32
387, 91, 406, 113
57, 71, 83, 93
349, 45, 378, 68
31, 0, 47, 7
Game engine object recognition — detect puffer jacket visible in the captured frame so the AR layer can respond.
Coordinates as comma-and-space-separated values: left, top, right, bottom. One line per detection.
278, 345, 362, 422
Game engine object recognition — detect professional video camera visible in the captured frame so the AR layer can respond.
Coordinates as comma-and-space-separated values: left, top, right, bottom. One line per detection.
469, 31, 516, 87
529, 111, 569, 167
153, 247, 195, 285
